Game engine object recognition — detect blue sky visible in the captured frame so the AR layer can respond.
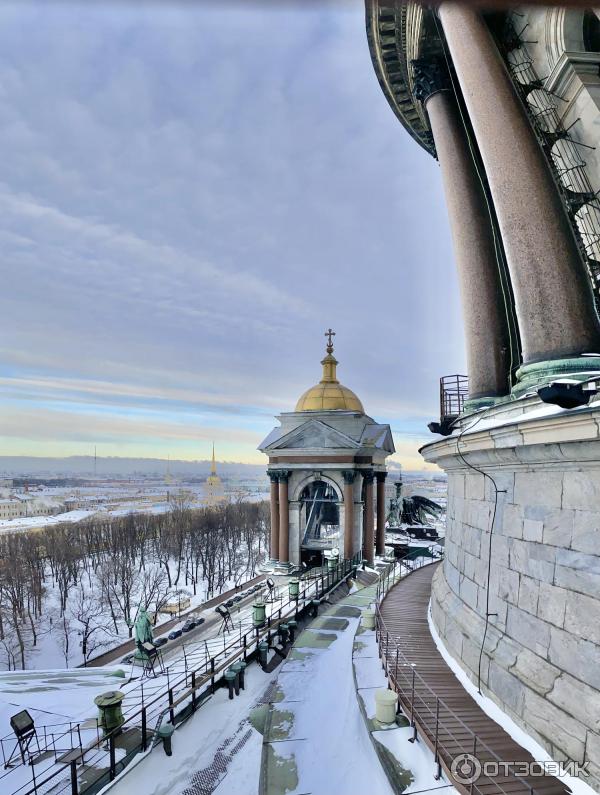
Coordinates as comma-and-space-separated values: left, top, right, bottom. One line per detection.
0, 0, 464, 469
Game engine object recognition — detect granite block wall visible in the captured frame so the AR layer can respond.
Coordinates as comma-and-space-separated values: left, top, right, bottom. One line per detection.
422, 405, 600, 789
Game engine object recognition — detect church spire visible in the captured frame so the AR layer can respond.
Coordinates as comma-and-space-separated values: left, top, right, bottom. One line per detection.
211, 442, 217, 475
320, 328, 339, 384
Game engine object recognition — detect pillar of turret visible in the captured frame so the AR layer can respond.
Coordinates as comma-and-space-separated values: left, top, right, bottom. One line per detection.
269, 472, 280, 563
376, 472, 387, 557
278, 472, 290, 567
363, 471, 375, 565
343, 471, 356, 560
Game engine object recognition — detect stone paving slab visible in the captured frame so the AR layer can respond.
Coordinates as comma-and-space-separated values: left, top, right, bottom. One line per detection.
265, 704, 306, 742
260, 581, 394, 795
352, 636, 378, 658
308, 616, 349, 632
327, 605, 361, 618
354, 654, 387, 689
262, 739, 306, 795
273, 670, 314, 703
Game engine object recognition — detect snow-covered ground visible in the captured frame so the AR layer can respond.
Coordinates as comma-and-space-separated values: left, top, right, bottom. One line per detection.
355, 623, 457, 795
103, 663, 276, 795
0, 574, 316, 795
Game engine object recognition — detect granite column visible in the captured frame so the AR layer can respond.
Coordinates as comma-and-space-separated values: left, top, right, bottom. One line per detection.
342, 471, 356, 560
269, 471, 280, 563
362, 471, 375, 565
439, 1, 600, 368
413, 57, 511, 400
376, 472, 387, 557
278, 472, 290, 567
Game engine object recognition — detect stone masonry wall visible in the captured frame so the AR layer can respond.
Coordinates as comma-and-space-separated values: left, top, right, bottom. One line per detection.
423, 410, 600, 790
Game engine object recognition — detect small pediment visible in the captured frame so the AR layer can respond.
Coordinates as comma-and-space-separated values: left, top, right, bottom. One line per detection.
361, 424, 396, 454
264, 419, 360, 451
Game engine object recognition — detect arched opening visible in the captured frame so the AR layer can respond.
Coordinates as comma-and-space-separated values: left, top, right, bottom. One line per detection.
299, 480, 340, 555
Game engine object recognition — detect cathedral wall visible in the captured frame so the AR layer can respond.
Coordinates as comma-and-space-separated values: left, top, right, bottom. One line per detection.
517, 6, 600, 191
422, 402, 600, 788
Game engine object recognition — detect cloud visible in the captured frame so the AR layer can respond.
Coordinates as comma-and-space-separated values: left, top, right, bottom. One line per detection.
0, 0, 464, 467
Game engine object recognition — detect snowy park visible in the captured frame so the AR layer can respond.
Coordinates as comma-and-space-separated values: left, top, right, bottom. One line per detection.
0, 501, 270, 671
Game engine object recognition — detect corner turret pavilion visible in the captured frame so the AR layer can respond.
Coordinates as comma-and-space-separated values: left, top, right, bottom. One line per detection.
259, 330, 395, 570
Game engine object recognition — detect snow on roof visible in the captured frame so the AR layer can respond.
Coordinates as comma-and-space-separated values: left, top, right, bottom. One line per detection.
0, 509, 100, 533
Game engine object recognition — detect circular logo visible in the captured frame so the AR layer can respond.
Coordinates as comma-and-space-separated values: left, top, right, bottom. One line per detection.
451, 753, 482, 785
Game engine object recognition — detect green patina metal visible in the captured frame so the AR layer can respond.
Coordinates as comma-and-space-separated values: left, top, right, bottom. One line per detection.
373, 738, 414, 793
133, 606, 154, 661
293, 630, 337, 649
310, 617, 349, 632
253, 600, 267, 627
249, 703, 270, 735
263, 746, 299, 795
94, 690, 125, 735
266, 708, 296, 742
513, 356, 600, 395
463, 395, 504, 413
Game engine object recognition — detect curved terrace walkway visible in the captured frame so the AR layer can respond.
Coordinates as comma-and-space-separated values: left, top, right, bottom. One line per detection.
378, 563, 568, 795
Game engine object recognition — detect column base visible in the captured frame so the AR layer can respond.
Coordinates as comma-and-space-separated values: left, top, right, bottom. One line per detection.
274, 561, 293, 574
463, 394, 505, 413
513, 356, 600, 396
261, 559, 279, 572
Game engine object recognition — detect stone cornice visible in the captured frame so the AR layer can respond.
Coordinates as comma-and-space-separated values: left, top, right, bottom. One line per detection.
421, 401, 600, 471
545, 50, 600, 96
365, 0, 435, 157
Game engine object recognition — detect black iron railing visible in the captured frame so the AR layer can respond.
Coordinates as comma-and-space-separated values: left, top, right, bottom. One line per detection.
375, 554, 541, 795
440, 374, 469, 422
8, 554, 361, 795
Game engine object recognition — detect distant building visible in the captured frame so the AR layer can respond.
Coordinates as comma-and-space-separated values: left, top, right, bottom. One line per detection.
0, 495, 63, 520
259, 331, 394, 569
204, 444, 225, 507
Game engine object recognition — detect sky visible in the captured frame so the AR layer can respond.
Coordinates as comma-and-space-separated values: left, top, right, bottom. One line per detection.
0, 0, 464, 471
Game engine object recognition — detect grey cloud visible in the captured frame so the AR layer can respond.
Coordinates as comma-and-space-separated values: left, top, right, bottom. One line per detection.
0, 0, 465, 460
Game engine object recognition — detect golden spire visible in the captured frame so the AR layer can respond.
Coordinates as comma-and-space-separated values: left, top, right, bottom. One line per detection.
321, 328, 339, 384
211, 442, 217, 476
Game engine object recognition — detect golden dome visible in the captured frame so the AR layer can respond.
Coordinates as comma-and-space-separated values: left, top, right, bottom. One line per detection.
295, 330, 364, 413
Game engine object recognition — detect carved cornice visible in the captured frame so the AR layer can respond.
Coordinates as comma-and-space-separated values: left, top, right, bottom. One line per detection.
365, 1, 436, 157
412, 57, 451, 105
342, 470, 357, 485
362, 469, 375, 484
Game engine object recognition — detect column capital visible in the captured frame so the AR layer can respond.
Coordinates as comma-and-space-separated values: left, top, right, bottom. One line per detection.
361, 469, 374, 484
375, 471, 387, 484
267, 471, 280, 483
412, 56, 451, 106
342, 470, 356, 485
277, 470, 291, 484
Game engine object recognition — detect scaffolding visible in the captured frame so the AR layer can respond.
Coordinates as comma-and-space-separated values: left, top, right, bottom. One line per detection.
502, 17, 600, 310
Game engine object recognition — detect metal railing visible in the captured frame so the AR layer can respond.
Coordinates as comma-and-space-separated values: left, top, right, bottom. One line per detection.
375, 554, 541, 795
8, 554, 361, 795
440, 375, 468, 422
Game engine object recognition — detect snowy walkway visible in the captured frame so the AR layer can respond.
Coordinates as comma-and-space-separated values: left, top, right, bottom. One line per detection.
105, 663, 278, 795
260, 582, 395, 795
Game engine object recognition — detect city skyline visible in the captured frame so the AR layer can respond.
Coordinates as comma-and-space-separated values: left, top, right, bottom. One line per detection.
0, 0, 463, 471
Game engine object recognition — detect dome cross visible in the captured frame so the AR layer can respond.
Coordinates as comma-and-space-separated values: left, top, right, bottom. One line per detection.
324, 328, 336, 353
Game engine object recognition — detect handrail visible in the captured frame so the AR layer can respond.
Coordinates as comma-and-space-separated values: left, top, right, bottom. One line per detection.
376, 553, 538, 795
10, 553, 361, 795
